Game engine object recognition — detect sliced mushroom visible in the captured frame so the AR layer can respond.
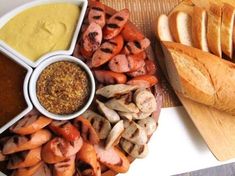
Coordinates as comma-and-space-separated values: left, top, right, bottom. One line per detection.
83, 110, 111, 139
134, 89, 156, 113
96, 100, 120, 124
137, 117, 157, 136
122, 121, 147, 145
105, 120, 124, 149
118, 112, 133, 121
133, 111, 152, 120
120, 138, 148, 158
105, 97, 139, 113
96, 84, 138, 98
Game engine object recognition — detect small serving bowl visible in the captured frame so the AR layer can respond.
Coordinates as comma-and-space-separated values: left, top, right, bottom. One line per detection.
0, 42, 33, 134
0, 0, 88, 68
29, 55, 95, 120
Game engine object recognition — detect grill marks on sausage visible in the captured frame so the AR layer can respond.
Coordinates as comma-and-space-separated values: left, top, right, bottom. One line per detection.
131, 129, 140, 138
88, 32, 99, 43
107, 23, 120, 29
91, 7, 104, 12
100, 48, 113, 54
93, 15, 101, 20
134, 41, 141, 49
115, 16, 124, 21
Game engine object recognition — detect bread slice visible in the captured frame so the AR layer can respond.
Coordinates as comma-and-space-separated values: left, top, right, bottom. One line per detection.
221, 3, 235, 58
169, 11, 193, 46
207, 3, 222, 57
155, 14, 173, 42
192, 6, 209, 52
161, 41, 235, 115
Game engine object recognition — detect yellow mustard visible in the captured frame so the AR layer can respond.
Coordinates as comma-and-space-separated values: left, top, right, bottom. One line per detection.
0, 3, 80, 61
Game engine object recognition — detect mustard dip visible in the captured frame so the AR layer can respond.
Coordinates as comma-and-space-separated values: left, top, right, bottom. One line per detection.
0, 3, 80, 61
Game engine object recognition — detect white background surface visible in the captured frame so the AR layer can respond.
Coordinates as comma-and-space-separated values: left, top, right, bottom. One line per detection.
0, 1, 234, 176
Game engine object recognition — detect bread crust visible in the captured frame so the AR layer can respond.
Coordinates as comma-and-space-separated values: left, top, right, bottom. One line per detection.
169, 11, 181, 43
162, 41, 235, 115
207, 3, 222, 57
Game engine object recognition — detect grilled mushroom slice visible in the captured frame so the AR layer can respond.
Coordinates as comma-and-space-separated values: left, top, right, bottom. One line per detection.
105, 120, 124, 149
96, 100, 120, 124
137, 117, 157, 136
121, 121, 147, 145
96, 84, 138, 98
133, 89, 156, 113
105, 97, 139, 113
120, 138, 148, 158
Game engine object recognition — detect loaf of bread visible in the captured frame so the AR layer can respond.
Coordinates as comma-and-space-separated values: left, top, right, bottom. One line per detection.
161, 41, 235, 115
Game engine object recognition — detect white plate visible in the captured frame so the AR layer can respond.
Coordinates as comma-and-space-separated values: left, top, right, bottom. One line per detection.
0, 0, 88, 68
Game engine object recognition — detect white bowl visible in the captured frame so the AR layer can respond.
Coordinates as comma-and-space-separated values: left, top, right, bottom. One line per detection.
0, 42, 33, 134
0, 0, 88, 68
29, 55, 95, 120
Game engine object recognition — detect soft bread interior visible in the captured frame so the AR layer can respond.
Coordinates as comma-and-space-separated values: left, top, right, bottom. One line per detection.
156, 14, 173, 42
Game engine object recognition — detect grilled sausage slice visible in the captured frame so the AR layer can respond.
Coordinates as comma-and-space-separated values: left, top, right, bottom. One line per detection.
94, 144, 130, 173
120, 138, 148, 158
42, 137, 83, 164
82, 110, 111, 140
73, 116, 100, 145
137, 117, 157, 136
76, 142, 98, 176
122, 121, 147, 145
121, 22, 145, 42
3, 129, 52, 155
105, 120, 124, 149
134, 89, 156, 113
96, 100, 120, 124
91, 34, 124, 67
103, 9, 130, 39
88, 1, 106, 28
96, 84, 138, 98
12, 162, 43, 176
53, 155, 76, 176
81, 22, 102, 58
105, 97, 139, 113
124, 38, 150, 55
94, 70, 127, 84
127, 75, 158, 88
7, 147, 41, 169
10, 115, 52, 135
108, 52, 146, 73
50, 121, 80, 142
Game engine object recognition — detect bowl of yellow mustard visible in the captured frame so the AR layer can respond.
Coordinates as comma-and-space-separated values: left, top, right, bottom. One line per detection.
0, 0, 88, 67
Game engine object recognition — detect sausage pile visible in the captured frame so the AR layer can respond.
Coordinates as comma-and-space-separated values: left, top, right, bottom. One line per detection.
74, 1, 158, 87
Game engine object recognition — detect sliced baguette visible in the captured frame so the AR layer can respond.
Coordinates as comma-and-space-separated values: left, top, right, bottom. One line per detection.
207, 3, 222, 57
169, 11, 193, 46
192, 6, 209, 52
156, 14, 173, 42
221, 3, 235, 58
161, 41, 235, 115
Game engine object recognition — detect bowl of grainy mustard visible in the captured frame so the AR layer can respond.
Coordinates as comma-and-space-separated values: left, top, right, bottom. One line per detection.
29, 55, 95, 120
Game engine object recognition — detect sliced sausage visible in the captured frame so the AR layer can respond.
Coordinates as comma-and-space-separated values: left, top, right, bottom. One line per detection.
50, 121, 80, 142
3, 129, 52, 155
42, 137, 83, 164
105, 120, 124, 149
108, 52, 146, 73
133, 89, 157, 113
73, 116, 100, 145
12, 162, 43, 176
10, 115, 52, 135
32, 163, 52, 176
91, 34, 124, 67
120, 138, 148, 158
94, 144, 130, 173
94, 70, 127, 84
137, 117, 157, 136
7, 147, 41, 169
0, 137, 10, 161
127, 75, 158, 88
96, 100, 120, 124
103, 9, 130, 39
81, 22, 102, 58
88, 1, 106, 28
53, 155, 76, 176
124, 38, 150, 55
76, 142, 98, 176
96, 84, 138, 98
105, 97, 139, 113
121, 22, 145, 42
82, 110, 111, 140
122, 121, 147, 145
